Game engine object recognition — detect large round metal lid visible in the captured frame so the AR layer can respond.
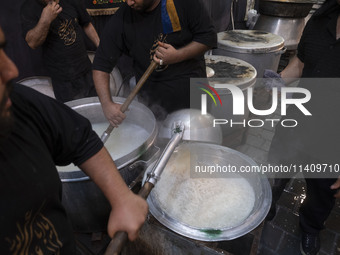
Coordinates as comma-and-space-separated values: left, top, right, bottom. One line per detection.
217, 30, 285, 54
205, 55, 257, 89
260, 0, 317, 3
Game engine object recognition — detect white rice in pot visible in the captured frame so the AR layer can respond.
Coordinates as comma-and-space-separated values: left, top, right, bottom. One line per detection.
152, 146, 255, 229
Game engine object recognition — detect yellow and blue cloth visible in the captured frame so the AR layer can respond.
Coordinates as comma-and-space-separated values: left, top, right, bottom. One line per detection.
161, 0, 181, 34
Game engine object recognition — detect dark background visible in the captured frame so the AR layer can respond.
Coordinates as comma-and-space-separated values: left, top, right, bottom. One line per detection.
0, 0, 47, 81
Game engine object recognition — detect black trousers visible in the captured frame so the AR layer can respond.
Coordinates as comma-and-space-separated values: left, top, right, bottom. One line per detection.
300, 178, 337, 234
269, 145, 337, 234
51, 70, 97, 103
271, 177, 337, 234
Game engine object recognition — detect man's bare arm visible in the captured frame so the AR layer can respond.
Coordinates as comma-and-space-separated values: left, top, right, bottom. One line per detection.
25, 1, 62, 49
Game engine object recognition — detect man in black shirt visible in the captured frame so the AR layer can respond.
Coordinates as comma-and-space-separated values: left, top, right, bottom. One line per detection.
267, 0, 340, 254
93, 0, 216, 125
0, 25, 148, 254
21, 0, 100, 102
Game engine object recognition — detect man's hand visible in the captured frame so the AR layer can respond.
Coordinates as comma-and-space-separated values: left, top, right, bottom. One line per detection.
107, 191, 148, 240
263, 69, 285, 92
330, 177, 340, 198
153, 41, 178, 66
41, 1, 62, 25
79, 148, 147, 241
103, 101, 126, 127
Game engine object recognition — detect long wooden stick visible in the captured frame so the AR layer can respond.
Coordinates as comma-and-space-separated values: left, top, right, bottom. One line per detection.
104, 182, 154, 255
101, 60, 158, 143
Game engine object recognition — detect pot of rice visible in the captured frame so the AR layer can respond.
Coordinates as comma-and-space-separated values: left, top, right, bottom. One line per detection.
145, 142, 272, 241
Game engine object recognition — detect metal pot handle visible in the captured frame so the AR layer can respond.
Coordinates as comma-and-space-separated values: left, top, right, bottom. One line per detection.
127, 145, 160, 170
104, 123, 184, 255
275, 47, 287, 56
60, 145, 160, 183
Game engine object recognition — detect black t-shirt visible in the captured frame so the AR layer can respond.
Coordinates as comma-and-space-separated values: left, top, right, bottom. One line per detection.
269, 3, 340, 164
21, 0, 92, 80
0, 84, 103, 254
93, 0, 216, 111
297, 3, 340, 78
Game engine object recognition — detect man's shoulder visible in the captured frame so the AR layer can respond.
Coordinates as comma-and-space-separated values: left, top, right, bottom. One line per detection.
115, 3, 130, 16
21, 0, 40, 9
12, 84, 57, 109
21, 0, 42, 16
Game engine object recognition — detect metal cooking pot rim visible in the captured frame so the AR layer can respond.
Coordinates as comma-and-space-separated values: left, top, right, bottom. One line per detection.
146, 142, 272, 241
59, 97, 158, 180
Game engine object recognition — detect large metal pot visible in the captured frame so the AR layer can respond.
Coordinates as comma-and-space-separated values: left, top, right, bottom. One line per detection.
204, 55, 257, 137
254, 15, 305, 50
212, 30, 286, 77
146, 142, 272, 241
18, 76, 55, 98
58, 97, 158, 232
259, 0, 316, 18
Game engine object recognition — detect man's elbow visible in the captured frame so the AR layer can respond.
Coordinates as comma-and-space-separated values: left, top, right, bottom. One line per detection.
25, 35, 39, 49
26, 42, 38, 50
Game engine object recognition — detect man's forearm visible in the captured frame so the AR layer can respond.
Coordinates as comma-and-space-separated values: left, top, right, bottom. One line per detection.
93, 69, 113, 105
25, 1, 62, 49
79, 147, 130, 207
84, 23, 100, 48
176, 41, 210, 62
25, 20, 51, 49
280, 56, 304, 85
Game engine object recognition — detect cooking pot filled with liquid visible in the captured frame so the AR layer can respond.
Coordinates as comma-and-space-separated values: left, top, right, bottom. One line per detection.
58, 97, 158, 232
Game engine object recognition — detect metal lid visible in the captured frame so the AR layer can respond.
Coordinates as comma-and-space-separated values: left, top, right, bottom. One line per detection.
217, 30, 285, 54
205, 55, 257, 90
260, 0, 317, 3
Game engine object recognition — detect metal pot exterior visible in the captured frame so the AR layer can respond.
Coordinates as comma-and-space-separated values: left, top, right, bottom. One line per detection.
259, 0, 314, 18
204, 55, 257, 136
18, 76, 55, 99
254, 15, 305, 50
213, 30, 285, 78
213, 47, 285, 78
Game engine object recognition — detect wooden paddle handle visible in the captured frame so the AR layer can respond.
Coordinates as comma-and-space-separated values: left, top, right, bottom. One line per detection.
104, 182, 154, 255
120, 60, 158, 113
104, 232, 127, 255
101, 61, 158, 143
